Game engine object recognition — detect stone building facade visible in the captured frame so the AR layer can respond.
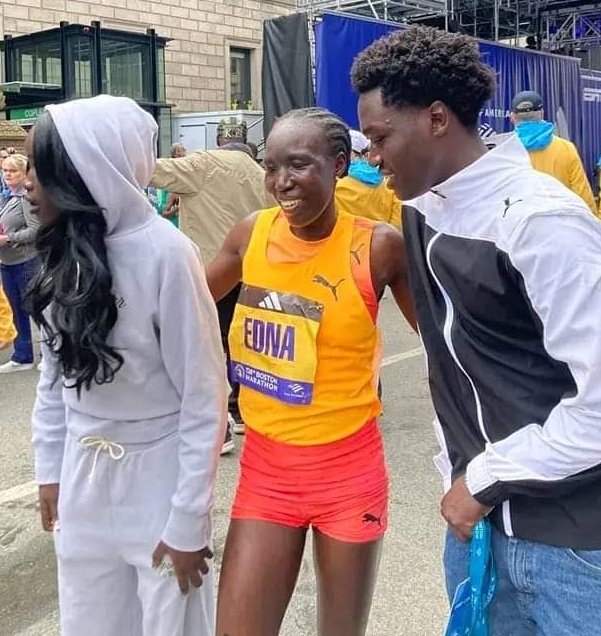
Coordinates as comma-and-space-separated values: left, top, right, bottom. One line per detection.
0, 0, 294, 112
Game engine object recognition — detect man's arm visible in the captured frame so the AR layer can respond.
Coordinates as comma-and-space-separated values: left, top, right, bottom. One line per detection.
466, 212, 601, 507
567, 144, 597, 217
150, 154, 210, 195
205, 213, 258, 302
370, 223, 417, 330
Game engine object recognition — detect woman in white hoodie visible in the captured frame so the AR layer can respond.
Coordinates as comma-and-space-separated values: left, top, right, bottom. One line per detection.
25, 95, 227, 636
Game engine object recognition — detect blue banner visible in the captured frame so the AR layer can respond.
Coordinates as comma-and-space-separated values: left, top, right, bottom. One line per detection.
315, 13, 395, 130
581, 70, 601, 184
478, 42, 582, 151
315, 12, 584, 165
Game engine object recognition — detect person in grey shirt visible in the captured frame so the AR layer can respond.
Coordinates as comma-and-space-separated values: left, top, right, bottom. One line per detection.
0, 153, 41, 373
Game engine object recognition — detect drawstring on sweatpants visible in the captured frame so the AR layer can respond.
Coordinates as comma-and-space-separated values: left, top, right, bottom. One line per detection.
80, 436, 125, 481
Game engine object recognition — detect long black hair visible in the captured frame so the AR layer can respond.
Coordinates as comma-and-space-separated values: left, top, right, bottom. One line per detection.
26, 111, 123, 396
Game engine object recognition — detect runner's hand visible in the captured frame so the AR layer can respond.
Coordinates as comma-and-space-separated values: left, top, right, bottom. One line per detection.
39, 484, 59, 531
152, 541, 213, 594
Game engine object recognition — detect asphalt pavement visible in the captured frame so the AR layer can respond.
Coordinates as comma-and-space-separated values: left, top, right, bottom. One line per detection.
0, 295, 448, 636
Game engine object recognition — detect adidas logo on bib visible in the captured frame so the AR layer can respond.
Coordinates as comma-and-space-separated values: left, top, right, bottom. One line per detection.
258, 291, 283, 311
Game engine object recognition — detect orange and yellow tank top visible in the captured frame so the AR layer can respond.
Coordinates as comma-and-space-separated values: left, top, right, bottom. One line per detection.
228, 207, 381, 445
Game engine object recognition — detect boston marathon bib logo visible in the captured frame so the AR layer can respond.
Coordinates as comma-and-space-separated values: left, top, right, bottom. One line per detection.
229, 284, 324, 405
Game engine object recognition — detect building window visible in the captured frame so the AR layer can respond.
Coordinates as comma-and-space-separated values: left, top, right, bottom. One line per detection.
101, 38, 151, 101
69, 35, 94, 98
15, 40, 62, 85
229, 47, 252, 110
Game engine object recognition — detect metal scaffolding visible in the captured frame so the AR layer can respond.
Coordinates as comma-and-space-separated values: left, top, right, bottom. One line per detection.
297, 0, 601, 47
295, 0, 448, 22
297, 0, 601, 68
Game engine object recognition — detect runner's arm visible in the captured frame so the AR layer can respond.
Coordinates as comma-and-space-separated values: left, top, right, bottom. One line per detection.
466, 212, 601, 506
370, 223, 417, 331
158, 239, 227, 552
206, 212, 258, 302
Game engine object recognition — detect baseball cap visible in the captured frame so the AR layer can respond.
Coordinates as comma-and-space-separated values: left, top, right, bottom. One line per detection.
349, 129, 370, 154
217, 117, 247, 140
511, 91, 543, 114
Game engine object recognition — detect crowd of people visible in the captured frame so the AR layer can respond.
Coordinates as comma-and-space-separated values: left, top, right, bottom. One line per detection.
1, 23, 600, 636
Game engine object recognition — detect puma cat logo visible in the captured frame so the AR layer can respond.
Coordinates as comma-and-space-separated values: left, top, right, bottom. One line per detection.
350, 243, 365, 265
502, 198, 523, 218
362, 513, 382, 528
312, 275, 345, 300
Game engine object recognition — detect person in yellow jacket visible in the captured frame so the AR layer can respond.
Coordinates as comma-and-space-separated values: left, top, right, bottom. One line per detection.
0, 285, 16, 349
511, 91, 597, 216
336, 129, 401, 228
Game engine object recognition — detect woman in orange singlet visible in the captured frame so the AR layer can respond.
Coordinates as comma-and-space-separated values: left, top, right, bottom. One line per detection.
207, 108, 416, 636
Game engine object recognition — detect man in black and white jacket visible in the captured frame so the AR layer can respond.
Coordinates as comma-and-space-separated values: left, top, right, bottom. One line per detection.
353, 26, 601, 634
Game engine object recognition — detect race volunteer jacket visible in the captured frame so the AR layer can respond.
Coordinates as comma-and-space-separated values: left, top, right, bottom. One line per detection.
404, 136, 601, 550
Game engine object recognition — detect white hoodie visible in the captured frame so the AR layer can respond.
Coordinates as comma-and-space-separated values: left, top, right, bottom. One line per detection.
32, 95, 227, 551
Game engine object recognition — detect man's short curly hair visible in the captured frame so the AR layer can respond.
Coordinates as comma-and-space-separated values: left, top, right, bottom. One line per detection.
351, 26, 496, 129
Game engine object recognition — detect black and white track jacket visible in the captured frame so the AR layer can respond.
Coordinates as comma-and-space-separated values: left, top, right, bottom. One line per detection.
403, 136, 601, 549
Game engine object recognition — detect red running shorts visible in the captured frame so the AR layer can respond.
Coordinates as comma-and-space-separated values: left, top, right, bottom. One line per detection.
231, 419, 389, 543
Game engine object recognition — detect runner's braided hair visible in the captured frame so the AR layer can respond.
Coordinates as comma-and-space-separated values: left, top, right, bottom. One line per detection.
26, 111, 123, 396
351, 26, 496, 129
276, 107, 351, 176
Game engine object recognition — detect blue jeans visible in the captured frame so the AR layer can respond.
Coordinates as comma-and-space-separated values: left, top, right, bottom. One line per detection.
0, 259, 40, 364
444, 526, 601, 635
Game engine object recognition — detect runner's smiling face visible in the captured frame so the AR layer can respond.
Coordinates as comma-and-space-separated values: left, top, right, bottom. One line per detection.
264, 120, 347, 229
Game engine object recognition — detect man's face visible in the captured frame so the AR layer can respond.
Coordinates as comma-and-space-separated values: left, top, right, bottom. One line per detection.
358, 89, 443, 200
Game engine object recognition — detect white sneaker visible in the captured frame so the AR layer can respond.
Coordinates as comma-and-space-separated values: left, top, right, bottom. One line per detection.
228, 411, 245, 435
220, 424, 235, 456
0, 360, 35, 374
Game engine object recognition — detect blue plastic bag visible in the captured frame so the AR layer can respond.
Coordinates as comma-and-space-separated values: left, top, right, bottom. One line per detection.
444, 520, 497, 636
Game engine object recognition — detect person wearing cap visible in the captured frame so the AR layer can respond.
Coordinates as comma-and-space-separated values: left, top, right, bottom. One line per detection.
336, 129, 401, 229
217, 118, 248, 147
150, 120, 276, 455
511, 90, 597, 216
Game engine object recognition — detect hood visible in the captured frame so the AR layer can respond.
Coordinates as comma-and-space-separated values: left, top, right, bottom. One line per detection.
46, 95, 158, 237
515, 120, 555, 151
348, 158, 383, 187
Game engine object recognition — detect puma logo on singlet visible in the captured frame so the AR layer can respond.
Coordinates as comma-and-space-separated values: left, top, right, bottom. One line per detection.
350, 243, 365, 265
312, 275, 345, 300
362, 513, 382, 528
502, 197, 523, 218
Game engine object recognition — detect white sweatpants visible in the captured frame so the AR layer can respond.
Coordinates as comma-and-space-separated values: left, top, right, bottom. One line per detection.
54, 430, 215, 636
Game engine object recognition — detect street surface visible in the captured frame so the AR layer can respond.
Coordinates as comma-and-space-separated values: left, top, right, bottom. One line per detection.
0, 295, 448, 635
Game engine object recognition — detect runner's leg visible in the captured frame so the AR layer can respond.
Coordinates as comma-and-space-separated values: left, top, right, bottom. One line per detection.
216, 519, 307, 636
313, 530, 382, 636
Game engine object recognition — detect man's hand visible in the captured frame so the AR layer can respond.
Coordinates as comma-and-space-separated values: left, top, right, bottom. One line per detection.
441, 476, 491, 542
0, 235, 10, 247
39, 484, 59, 531
152, 541, 213, 595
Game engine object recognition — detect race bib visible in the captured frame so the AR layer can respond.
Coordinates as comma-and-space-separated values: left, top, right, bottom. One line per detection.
229, 284, 324, 405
